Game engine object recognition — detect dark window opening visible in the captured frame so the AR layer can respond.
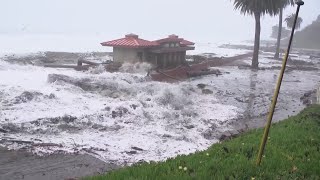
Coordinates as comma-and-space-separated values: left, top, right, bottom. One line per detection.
137, 52, 143, 61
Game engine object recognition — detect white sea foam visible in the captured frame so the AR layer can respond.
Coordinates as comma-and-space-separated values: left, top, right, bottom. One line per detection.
0, 59, 239, 164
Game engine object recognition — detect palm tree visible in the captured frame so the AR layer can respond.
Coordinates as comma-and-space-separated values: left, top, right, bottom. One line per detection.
285, 13, 303, 29
233, 0, 287, 69
274, 0, 294, 59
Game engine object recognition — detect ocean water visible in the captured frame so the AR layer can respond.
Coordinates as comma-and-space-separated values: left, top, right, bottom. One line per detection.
0, 58, 239, 164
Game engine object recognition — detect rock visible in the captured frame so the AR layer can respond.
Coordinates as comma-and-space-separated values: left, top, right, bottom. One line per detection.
0, 128, 8, 133
13, 91, 44, 104
92, 124, 104, 130
0, 123, 22, 133
57, 124, 81, 133
99, 125, 123, 132
131, 146, 144, 151
125, 151, 137, 155
104, 106, 111, 111
162, 134, 172, 138
30, 120, 41, 126
197, 84, 206, 89
218, 134, 229, 141
47, 93, 56, 99
202, 89, 213, 94
300, 90, 317, 105
202, 129, 216, 140
62, 115, 77, 123
111, 107, 128, 118
47, 74, 121, 98
130, 104, 138, 110
235, 97, 246, 103
238, 65, 251, 70
49, 118, 60, 124
184, 125, 195, 129
111, 111, 117, 118
218, 130, 240, 141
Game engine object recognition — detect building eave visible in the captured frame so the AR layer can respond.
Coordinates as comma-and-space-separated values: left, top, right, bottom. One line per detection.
150, 46, 195, 53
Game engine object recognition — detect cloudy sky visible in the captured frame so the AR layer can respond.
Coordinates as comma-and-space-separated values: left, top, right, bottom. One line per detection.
0, 0, 319, 52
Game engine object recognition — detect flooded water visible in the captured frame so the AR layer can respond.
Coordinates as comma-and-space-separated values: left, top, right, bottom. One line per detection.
0, 52, 319, 179
193, 65, 320, 130
0, 57, 239, 165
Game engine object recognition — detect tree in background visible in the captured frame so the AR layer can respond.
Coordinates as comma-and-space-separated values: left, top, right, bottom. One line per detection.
288, 14, 319, 49
274, 0, 294, 59
285, 13, 303, 29
271, 25, 290, 39
233, 0, 286, 69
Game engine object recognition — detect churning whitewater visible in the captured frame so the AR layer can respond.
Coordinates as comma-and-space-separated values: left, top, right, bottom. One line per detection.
0, 58, 240, 164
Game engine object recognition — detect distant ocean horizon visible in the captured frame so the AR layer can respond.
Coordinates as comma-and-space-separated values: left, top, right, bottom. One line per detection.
0, 33, 253, 55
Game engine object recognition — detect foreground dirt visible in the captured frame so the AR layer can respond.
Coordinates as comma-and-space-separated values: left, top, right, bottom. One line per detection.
0, 147, 118, 180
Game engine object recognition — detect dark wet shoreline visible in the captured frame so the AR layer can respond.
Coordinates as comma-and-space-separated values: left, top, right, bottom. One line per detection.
0, 147, 118, 180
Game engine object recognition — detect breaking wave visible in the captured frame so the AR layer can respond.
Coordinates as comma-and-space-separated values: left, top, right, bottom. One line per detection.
0, 59, 239, 164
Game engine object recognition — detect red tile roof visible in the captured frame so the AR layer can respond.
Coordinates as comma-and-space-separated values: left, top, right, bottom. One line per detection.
155, 34, 184, 44
101, 34, 195, 48
101, 34, 158, 48
180, 39, 195, 46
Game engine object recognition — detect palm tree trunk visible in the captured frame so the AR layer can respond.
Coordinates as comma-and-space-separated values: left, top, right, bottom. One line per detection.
274, 8, 283, 59
252, 12, 261, 69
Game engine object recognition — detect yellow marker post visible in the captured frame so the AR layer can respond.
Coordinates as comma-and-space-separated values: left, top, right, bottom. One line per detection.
256, 0, 304, 166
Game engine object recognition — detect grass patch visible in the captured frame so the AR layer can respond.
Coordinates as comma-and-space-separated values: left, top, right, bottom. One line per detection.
86, 105, 320, 180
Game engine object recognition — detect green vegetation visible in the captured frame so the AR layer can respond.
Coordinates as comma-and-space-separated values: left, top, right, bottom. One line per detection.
87, 105, 320, 180
292, 15, 320, 49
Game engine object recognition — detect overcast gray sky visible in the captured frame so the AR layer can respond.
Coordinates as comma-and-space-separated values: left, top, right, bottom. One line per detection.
0, 0, 319, 52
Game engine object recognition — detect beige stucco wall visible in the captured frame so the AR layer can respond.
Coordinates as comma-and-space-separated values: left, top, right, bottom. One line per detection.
113, 47, 147, 63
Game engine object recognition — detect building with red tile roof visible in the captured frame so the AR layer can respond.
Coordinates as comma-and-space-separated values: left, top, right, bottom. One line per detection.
101, 34, 158, 48
101, 34, 195, 69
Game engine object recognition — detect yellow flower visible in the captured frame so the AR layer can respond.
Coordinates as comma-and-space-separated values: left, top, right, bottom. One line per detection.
292, 166, 298, 172
206, 153, 210, 156
178, 166, 183, 170
183, 167, 188, 171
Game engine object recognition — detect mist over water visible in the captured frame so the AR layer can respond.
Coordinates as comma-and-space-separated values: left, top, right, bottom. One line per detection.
1, 0, 319, 54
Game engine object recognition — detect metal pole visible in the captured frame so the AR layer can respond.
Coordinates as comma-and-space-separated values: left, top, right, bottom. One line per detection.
256, 0, 304, 166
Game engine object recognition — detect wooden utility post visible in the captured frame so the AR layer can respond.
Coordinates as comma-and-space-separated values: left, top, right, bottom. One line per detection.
256, 0, 305, 166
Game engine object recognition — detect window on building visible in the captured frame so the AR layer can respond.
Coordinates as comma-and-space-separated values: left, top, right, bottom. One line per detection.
163, 43, 169, 48
137, 52, 143, 61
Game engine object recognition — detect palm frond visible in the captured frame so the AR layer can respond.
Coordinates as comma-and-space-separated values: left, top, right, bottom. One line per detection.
285, 13, 303, 29
232, 0, 291, 17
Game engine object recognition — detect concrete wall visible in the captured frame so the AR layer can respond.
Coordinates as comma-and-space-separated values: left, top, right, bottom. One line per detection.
113, 47, 147, 63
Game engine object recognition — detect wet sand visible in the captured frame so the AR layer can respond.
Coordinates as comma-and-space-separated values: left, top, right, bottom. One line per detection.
0, 147, 118, 180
